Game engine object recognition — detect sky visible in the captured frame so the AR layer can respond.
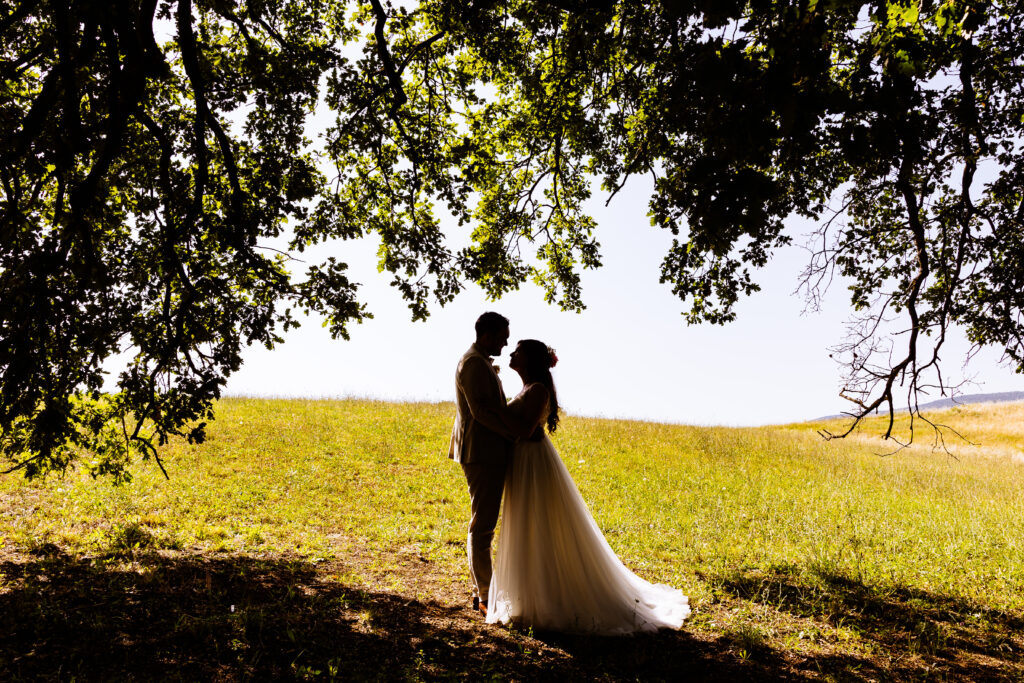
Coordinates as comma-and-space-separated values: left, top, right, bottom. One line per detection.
122, 6, 1019, 426
217, 14, 1024, 427
223, 175, 1023, 427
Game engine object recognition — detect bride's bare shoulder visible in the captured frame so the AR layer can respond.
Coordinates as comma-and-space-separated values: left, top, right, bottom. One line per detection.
519, 383, 550, 414
523, 382, 549, 398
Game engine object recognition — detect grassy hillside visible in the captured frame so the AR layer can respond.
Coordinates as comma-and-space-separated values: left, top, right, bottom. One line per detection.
2, 398, 1023, 680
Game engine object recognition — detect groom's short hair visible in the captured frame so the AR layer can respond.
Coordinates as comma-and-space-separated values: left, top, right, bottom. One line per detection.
475, 311, 509, 337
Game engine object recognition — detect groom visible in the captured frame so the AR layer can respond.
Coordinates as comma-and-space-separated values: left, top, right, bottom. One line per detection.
449, 311, 515, 617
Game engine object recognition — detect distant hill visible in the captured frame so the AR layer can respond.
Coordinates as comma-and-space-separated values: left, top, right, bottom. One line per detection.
814, 390, 1024, 422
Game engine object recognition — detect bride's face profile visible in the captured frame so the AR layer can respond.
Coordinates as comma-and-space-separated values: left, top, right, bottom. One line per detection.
508, 343, 524, 372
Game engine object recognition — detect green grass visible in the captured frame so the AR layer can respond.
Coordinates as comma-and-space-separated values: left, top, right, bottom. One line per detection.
2, 397, 1024, 680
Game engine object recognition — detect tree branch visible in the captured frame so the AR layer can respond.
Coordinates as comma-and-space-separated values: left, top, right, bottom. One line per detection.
176, 0, 209, 230
368, 0, 408, 114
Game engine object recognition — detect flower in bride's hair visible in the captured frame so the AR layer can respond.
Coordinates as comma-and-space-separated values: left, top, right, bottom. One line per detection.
547, 347, 558, 368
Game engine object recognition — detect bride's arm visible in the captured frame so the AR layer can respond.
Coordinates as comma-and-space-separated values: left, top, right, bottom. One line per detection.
500, 384, 549, 439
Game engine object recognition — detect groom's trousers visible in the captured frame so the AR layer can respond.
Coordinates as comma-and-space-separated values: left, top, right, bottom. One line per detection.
461, 460, 508, 603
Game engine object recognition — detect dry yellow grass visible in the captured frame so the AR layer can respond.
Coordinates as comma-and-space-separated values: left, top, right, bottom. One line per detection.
807, 400, 1024, 463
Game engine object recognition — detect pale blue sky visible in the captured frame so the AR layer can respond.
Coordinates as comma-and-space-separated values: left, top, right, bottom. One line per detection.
225, 177, 1021, 426
137, 16, 1022, 425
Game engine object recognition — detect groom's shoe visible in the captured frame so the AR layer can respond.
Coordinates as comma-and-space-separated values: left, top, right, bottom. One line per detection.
471, 596, 488, 617
472, 596, 479, 611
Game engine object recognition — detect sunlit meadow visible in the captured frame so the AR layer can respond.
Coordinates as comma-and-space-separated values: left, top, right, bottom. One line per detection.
2, 398, 1023, 679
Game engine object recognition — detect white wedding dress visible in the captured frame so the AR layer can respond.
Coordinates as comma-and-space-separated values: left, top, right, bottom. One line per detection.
486, 390, 690, 634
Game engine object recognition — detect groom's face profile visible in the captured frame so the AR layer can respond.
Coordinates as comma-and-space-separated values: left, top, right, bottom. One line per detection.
478, 325, 510, 357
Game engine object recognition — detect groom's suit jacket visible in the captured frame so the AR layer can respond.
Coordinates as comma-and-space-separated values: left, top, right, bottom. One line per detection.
448, 344, 513, 465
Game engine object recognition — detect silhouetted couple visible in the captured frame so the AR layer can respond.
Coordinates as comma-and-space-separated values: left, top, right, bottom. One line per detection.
448, 312, 690, 634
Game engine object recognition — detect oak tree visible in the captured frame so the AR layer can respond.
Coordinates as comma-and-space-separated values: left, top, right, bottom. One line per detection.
2, 0, 1022, 479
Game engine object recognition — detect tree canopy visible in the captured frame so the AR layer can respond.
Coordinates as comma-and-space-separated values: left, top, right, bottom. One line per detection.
2, 0, 1023, 479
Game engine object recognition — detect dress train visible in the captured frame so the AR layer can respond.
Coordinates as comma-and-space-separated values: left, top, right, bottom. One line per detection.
486, 434, 690, 634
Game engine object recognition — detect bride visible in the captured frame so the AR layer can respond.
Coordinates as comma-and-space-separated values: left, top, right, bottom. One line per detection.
486, 339, 691, 634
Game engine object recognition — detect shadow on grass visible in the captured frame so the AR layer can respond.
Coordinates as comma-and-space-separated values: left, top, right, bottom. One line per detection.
525, 627, 882, 682
0, 548, 885, 681
1, 549, 535, 681
716, 566, 1024, 682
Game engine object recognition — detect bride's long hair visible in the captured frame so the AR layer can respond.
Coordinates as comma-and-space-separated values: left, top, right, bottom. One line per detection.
518, 339, 560, 433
